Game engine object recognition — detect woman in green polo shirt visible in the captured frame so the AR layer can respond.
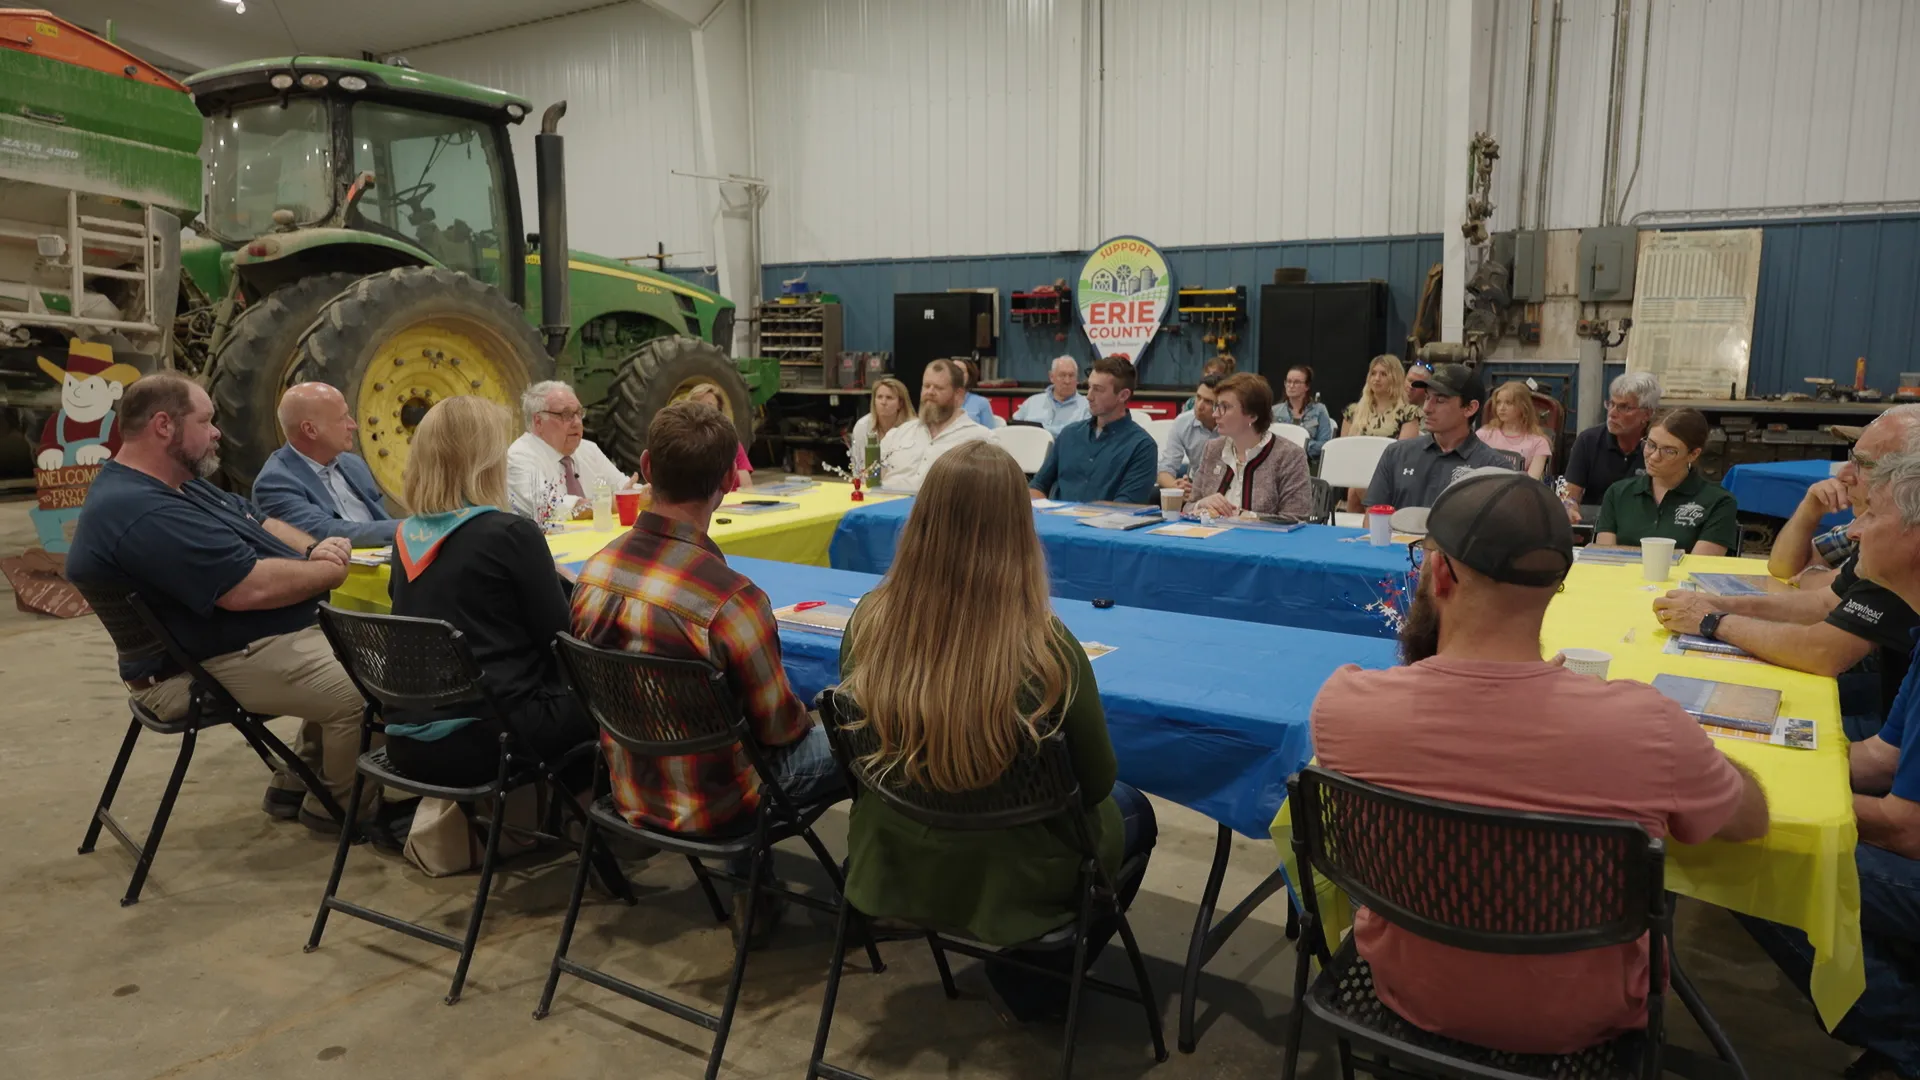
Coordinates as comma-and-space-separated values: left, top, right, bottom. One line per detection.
837, 439, 1157, 1023
1595, 407, 1738, 555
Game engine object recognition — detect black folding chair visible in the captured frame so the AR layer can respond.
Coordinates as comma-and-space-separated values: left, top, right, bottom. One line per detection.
74, 582, 343, 906
536, 635, 879, 1080
807, 688, 1167, 1080
1281, 764, 1748, 1080
307, 604, 633, 1005
1310, 477, 1335, 524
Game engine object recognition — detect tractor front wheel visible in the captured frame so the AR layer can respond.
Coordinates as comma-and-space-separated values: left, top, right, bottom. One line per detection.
597, 335, 753, 474
288, 266, 553, 501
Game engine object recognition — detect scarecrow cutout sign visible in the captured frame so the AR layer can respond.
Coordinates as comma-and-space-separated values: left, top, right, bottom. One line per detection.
30, 341, 138, 553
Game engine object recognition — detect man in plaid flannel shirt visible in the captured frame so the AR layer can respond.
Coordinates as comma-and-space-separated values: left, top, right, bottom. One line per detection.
571, 401, 842, 942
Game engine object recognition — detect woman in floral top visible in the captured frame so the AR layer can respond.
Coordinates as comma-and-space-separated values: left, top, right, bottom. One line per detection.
1341, 354, 1423, 439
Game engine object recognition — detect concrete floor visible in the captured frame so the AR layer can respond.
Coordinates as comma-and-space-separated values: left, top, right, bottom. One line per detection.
0, 496, 1863, 1079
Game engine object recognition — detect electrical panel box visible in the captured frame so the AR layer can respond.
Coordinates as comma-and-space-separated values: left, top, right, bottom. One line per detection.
1513, 230, 1547, 302
1578, 226, 1638, 301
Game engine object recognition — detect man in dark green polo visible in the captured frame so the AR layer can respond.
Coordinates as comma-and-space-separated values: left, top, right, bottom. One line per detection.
1029, 355, 1159, 504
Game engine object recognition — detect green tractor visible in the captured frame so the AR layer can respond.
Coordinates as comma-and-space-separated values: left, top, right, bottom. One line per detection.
183, 56, 774, 498
2, 12, 774, 502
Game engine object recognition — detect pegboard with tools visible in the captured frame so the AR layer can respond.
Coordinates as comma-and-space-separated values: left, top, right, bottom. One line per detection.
1177, 285, 1247, 353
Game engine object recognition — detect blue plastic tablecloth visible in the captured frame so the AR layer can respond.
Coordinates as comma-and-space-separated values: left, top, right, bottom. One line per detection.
829, 500, 1412, 639
1723, 459, 1849, 528
729, 556, 1399, 839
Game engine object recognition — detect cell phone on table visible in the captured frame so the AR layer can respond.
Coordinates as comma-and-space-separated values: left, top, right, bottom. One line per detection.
738, 499, 782, 506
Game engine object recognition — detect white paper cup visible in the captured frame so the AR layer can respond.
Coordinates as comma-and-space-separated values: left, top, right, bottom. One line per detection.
1641, 536, 1677, 581
1367, 513, 1393, 547
1560, 648, 1611, 678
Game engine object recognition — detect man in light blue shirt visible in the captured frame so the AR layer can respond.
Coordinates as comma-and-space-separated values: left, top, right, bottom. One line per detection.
252, 382, 397, 547
1012, 355, 1091, 436
953, 358, 998, 429
1156, 374, 1222, 494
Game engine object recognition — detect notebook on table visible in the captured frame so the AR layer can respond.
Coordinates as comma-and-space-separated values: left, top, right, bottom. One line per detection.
1651, 674, 1781, 735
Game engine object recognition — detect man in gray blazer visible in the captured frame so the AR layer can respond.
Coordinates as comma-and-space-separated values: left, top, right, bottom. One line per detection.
253, 383, 396, 547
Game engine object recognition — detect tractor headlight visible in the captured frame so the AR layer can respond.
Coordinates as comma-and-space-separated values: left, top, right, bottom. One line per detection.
298, 73, 329, 90
269, 73, 294, 90
338, 75, 367, 92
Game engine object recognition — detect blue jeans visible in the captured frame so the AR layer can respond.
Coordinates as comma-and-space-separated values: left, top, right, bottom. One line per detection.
725, 724, 845, 891
1736, 843, 1920, 1075
985, 782, 1159, 1021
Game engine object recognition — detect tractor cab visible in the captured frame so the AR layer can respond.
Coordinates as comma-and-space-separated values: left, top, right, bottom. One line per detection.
187, 58, 531, 300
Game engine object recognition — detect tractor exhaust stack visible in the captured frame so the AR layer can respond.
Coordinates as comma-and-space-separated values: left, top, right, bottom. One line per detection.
535, 102, 570, 358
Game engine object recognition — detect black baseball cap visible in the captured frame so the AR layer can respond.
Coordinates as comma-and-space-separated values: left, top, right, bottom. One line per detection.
1425, 469, 1573, 587
1411, 363, 1485, 403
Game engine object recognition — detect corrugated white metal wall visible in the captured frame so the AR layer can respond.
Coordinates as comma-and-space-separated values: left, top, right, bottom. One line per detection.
751, 0, 1079, 266
408, 3, 710, 266
1488, 0, 1920, 233
1099, 0, 1449, 246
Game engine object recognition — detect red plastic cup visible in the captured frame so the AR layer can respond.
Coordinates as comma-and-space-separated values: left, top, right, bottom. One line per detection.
615, 490, 642, 526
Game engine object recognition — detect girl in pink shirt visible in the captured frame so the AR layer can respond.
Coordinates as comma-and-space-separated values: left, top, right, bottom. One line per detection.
1477, 380, 1553, 479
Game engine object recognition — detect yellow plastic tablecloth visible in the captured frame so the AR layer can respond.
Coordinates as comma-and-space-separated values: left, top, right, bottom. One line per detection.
331, 482, 897, 614
1270, 554, 1865, 1029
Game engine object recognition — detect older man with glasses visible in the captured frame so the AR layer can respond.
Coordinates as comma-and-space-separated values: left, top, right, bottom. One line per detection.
507, 380, 635, 521
1560, 371, 1661, 522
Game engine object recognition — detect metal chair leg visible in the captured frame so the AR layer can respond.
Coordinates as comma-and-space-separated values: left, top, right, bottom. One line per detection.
535, 819, 600, 1020
800, 828, 885, 974
705, 848, 763, 1080
687, 854, 728, 922
447, 787, 509, 1005
806, 894, 858, 1080
1672, 957, 1749, 1078
1114, 911, 1168, 1062
79, 717, 141, 855
122, 727, 197, 906
1279, 914, 1317, 1080
306, 769, 369, 953
1057, 926, 1095, 1080
1336, 1037, 1357, 1080
927, 932, 958, 999
250, 720, 344, 823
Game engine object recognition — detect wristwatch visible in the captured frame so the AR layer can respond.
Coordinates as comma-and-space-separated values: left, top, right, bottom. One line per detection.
303, 540, 320, 558
1698, 612, 1728, 640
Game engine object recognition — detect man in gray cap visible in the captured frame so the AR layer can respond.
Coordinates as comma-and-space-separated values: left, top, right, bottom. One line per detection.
1311, 471, 1769, 1057
1361, 363, 1520, 511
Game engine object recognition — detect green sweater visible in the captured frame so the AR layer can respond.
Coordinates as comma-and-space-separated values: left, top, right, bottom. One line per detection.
837, 614, 1125, 946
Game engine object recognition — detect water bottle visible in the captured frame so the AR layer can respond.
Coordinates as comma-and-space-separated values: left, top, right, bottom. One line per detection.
863, 432, 880, 474
592, 479, 614, 531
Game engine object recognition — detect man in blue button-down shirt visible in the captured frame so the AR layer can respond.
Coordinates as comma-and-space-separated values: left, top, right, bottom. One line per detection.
1157, 373, 1221, 493
1028, 356, 1159, 504
253, 383, 397, 547
1012, 356, 1092, 436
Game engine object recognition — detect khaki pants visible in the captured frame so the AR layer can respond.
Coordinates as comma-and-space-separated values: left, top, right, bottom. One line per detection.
133, 625, 372, 820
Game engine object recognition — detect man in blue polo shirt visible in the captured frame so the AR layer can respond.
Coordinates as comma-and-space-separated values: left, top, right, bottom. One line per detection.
1012, 355, 1092, 435
1028, 355, 1158, 505
1737, 449, 1920, 1080
66, 373, 379, 836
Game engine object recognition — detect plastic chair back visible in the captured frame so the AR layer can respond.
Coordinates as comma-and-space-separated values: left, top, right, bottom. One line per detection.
1272, 423, 1309, 450
991, 424, 1054, 474
816, 688, 1081, 832
1320, 436, 1395, 490
553, 633, 745, 757
316, 603, 489, 715
1143, 417, 1177, 453
1291, 764, 1662, 955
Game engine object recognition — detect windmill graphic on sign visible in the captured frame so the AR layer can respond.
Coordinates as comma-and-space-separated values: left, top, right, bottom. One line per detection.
1076, 236, 1173, 367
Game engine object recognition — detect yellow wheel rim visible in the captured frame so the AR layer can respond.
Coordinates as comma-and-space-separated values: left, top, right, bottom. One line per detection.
352, 316, 529, 497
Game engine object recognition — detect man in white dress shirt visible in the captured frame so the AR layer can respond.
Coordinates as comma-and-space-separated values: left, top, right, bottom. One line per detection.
879, 358, 991, 492
1012, 355, 1092, 436
507, 380, 633, 519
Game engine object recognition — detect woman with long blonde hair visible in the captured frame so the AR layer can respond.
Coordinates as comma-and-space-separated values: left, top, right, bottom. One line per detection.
849, 376, 913, 469
679, 380, 755, 490
837, 439, 1156, 1021
385, 395, 595, 790
1340, 354, 1422, 439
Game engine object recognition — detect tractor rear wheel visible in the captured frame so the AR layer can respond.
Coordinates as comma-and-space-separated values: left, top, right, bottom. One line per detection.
597, 335, 753, 474
207, 271, 363, 494
288, 266, 553, 501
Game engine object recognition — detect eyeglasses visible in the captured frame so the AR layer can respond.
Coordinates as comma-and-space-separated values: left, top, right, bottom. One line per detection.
1606, 400, 1645, 412
1850, 447, 1880, 472
1645, 442, 1689, 460
540, 408, 585, 424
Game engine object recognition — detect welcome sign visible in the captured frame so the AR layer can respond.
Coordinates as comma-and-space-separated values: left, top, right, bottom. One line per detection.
1076, 235, 1172, 365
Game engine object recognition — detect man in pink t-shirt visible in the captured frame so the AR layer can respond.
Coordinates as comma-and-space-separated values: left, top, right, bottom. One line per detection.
1312, 470, 1771, 1056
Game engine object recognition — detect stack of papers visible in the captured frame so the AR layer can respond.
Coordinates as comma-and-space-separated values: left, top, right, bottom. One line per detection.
1652, 673, 1781, 735
1685, 573, 1778, 597
1078, 513, 1162, 531
348, 546, 392, 567
773, 603, 855, 635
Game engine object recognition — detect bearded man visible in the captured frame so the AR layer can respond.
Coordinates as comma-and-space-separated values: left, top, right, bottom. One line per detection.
66, 372, 387, 840
1306, 469, 1769, 1056
877, 357, 992, 492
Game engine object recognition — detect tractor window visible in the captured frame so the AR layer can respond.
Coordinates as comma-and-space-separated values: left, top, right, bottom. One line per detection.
350, 103, 509, 286
202, 99, 334, 242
